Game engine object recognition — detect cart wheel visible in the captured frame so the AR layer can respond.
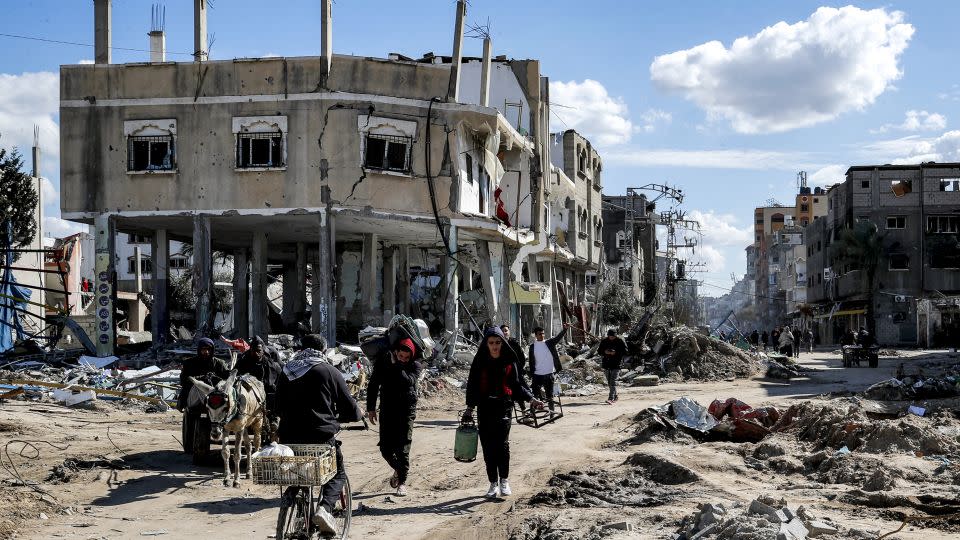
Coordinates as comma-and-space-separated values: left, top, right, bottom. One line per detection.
182, 414, 196, 455
192, 416, 212, 465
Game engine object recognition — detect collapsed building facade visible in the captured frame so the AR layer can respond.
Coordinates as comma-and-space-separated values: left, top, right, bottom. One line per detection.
60, 0, 605, 355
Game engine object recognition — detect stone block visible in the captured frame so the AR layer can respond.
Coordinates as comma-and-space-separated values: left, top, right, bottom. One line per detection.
631, 375, 660, 386
806, 520, 838, 537
777, 518, 809, 540
602, 521, 633, 532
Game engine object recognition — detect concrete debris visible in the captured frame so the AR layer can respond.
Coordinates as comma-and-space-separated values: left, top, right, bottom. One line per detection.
675, 497, 844, 540
634, 325, 761, 381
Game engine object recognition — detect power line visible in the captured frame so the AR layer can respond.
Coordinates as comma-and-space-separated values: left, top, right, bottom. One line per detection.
0, 31, 195, 56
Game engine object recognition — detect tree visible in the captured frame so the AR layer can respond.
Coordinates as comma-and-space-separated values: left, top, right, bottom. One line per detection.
0, 144, 38, 261
835, 220, 885, 336
598, 282, 644, 329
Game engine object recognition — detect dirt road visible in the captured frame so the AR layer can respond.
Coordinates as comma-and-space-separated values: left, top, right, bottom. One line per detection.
3, 349, 957, 539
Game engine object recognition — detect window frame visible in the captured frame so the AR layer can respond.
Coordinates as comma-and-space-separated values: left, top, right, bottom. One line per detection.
232, 116, 288, 171
927, 215, 960, 234
362, 133, 413, 173
124, 119, 177, 174
888, 253, 910, 271
886, 215, 906, 230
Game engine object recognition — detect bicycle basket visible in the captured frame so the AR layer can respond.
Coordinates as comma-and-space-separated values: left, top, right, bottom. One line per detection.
251, 444, 337, 486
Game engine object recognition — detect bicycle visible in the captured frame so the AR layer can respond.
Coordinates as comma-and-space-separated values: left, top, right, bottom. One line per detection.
252, 442, 352, 539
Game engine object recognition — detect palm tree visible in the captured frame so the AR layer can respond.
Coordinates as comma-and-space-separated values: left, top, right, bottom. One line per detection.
834, 220, 885, 336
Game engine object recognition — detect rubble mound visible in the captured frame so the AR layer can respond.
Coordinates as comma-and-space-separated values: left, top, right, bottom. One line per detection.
648, 326, 760, 381
675, 496, 849, 540
806, 453, 900, 491
508, 515, 604, 540
529, 469, 679, 508
625, 452, 700, 484
776, 401, 960, 456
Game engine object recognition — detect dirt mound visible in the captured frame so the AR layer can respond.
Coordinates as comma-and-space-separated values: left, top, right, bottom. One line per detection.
776, 400, 960, 456
529, 469, 680, 508
625, 453, 700, 484
647, 326, 760, 381
508, 515, 604, 540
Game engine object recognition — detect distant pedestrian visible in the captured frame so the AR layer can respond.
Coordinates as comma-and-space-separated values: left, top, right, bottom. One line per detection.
806, 329, 814, 353
779, 328, 794, 357
528, 324, 568, 414
750, 330, 760, 349
761, 331, 769, 352
792, 327, 801, 358
366, 337, 422, 497
598, 330, 628, 404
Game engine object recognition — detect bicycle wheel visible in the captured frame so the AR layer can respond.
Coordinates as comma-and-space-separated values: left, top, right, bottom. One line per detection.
332, 475, 352, 539
277, 486, 310, 540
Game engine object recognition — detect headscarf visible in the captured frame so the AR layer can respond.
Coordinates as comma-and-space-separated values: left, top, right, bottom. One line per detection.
394, 338, 416, 355
283, 348, 328, 381
197, 337, 215, 350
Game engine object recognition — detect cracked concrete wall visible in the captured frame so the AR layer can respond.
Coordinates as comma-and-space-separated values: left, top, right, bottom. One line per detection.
60, 56, 511, 221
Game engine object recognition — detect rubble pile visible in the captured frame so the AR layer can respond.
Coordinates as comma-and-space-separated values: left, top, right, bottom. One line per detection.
674, 496, 850, 540
775, 400, 960, 456
632, 396, 782, 444
639, 325, 761, 381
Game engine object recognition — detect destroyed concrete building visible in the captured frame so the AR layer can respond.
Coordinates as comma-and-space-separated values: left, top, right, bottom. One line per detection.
601, 193, 658, 303
804, 164, 960, 346
58, 0, 602, 355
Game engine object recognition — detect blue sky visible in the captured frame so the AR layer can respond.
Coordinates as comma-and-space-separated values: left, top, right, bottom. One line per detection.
2, 1, 959, 295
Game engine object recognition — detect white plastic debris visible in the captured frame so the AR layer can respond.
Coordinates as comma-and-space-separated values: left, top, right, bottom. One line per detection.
907, 405, 926, 417
52, 389, 97, 406
253, 442, 294, 458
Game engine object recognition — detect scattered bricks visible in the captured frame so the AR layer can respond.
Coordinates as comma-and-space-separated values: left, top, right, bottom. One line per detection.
696, 503, 727, 530
602, 521, 633, 532
773, 509, 790, 523
631, 375, 660, 387
805, 520, 838, 537
777, 518, 809, 540
749, 499, 780, 520
782, 506, 797, 522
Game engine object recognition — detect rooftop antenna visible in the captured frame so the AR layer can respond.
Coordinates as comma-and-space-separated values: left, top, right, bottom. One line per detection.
32, 124, 40, 179
797, 170, 807, 190
151, 4, 166, 32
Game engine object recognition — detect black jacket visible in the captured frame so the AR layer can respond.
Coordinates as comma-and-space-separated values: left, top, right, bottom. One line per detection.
467, 338, 534, 407
366, 350, 422, 412
235, 347, 282, 392
506, 338, 531, 390
598, 337, 627, 370
178, 355, 229, 409
276, 362, 363, 443
527, 327, 566, 376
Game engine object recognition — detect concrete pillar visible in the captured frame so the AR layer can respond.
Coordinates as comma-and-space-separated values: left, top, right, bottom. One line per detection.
151, 230, 169, 344
320, 0, 332, 85
478, 241, 508, 325
281, 262, 301, 328
459, 264, 473, 292
192, 215, 212, 337
480, 36, 492, 107
149, 30, 165, 63
443, 226, 459, 334
193, 0, 208, 61
382, 246, 397, 324
134, 246, 143, 294
251, 231, 268, 339
446, 0, 466, 102
93, 215, 115, 356
293, 242, 307, 323
360, 233, 380, 324
94, 0, 111, 64
312, 211, 336, 344
232, 249, 249, 338
397, 245, 410, 315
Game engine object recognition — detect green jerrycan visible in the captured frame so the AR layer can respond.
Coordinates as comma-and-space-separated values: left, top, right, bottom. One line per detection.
454, 411, 478, 463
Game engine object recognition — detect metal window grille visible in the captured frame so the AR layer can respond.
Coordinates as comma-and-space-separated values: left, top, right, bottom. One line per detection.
236, 131, 284, 168
364, 134, 412, 172
127, 135, 174, 171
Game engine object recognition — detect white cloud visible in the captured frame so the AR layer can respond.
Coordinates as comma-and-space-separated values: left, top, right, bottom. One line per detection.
638, 108, 672, 133
78, 59, 94, 65
807, 164, 846, 186
872, 110, 946, 134
549, 79, 633, 146
650, 6, 914, 134
890, 130, 960, 164
688, 210, 753, 247
39, 177, 58, 203
43, 216, 87, 238
696, 245, 727, 273
937, 84, 960, 102
0, 71, 59, 162
604, 148, 815, 170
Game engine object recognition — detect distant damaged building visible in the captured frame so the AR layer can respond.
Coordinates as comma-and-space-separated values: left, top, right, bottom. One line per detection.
60, 0, 597, 353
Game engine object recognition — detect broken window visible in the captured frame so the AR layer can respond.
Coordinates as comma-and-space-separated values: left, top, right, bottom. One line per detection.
128, 234, 150, 244
127, 135, 174, 171
886, 216, 906, 229
800, 203, 809, 212
891, 180, 912, 196
889, 253, 909, 270
364, 134, 412, 172
464, 154, 474, 184
127, 258, 153, 274
861, 180, 870, 189
940, 179, 960, 192
927, 215, 960, 234
237, 131, 284, 168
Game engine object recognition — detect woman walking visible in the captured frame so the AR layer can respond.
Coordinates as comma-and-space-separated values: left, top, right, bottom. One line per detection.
462, 327, 544, 498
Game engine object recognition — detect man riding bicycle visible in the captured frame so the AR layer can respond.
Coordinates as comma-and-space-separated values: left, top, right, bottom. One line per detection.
275, 334, 363, 535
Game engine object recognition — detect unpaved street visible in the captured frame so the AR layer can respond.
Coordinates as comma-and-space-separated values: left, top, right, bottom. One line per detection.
3, 350, 958, 539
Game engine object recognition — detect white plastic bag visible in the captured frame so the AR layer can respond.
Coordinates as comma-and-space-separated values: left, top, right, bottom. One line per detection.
252, 441, 294, 458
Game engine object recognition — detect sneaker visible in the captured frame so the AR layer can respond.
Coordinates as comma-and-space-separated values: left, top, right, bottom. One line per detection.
389, 472, 399, 489
485, 482, 499, 498
312, 506, 337, 535
396, 484, 407, 497
499, 479, 512, 496
605, 400, 614, 405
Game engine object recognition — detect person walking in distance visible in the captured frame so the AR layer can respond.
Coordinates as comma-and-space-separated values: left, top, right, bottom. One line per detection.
528, 324, 568, 414
366, 338, 421, 497
463, 327, 543, 498
761, 330, 769, 352
598, 330, 627, 404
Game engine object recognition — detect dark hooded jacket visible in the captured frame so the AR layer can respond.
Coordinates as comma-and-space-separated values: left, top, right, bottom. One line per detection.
276, 350, 363, 443
466, 328, 535, 407
235, 336, 283, 393
178, 338, 229, 409
366, 347, 422, 412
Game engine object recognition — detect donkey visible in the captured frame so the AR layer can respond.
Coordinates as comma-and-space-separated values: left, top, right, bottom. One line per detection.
189, 370, 266, 487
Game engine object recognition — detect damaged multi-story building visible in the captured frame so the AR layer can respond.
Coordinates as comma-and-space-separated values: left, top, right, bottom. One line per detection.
601, 193, 658, 304
60, 0, 601, 355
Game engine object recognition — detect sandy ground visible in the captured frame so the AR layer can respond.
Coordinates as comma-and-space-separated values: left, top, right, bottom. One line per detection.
1, 349, 958, 540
